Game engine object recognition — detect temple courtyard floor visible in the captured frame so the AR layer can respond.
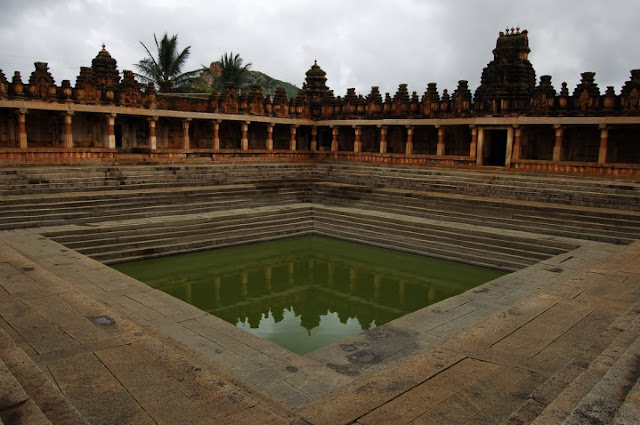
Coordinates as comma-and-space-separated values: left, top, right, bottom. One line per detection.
1, 214, 640, 424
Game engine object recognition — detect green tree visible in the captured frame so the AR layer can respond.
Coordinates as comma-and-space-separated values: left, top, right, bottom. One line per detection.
205, 52, 252, 92
135, 33, 199, 93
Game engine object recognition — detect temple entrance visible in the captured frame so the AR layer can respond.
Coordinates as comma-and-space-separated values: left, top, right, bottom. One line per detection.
484, 129, 507, 166
114, 124, 123, 148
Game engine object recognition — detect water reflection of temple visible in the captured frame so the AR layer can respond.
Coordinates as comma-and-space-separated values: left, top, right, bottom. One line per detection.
148, 237, 499, 332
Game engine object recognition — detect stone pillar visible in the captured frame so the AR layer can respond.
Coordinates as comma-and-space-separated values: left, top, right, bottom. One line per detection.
512, 125, 522, 160
436, 125, 445, 156
17, 109, 27, 149
212, 120, 220, 151
241, 121, 249, 151
64, 111, 74, 149
290, 125, 297, 151
148, 117, 157, 150
405, 126, 413, 155
107, 113, 116, 149
505, 126, 514, 167
553, 125, 563, 161
353, 125, 361, 153
469, 125, 477, 159
476, 127, 485, 166
331, 126, 339, 152
598, 124, 608, 164
379, 126, 388, 154
311, 126, 318, 151
182, 119, 191, 150
267, 123, 274, 151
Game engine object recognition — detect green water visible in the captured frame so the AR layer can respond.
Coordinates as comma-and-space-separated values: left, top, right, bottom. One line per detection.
113, 236, 506, 354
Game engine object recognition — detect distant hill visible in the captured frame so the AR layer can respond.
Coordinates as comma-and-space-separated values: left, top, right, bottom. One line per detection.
244, 70, 299, 100
199, 62, 299, 100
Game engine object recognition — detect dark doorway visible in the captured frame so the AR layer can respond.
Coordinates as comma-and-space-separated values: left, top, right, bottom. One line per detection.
115, 124, 123, 148
484, 130, 507, 166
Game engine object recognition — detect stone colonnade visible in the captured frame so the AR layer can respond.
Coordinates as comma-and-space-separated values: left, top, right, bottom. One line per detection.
1, 104, 638, 170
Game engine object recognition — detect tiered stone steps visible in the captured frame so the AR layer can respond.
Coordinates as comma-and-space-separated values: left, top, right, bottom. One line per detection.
40, 203, 575, 271
42, 205, 314, 264
312, 206, 577, 271
503, 291, 640, 424
0, 182, 311, 231
0, 163, 312, 196
312, 182, 640, 245
314, 162, 640, 211
0, 325, 87, 425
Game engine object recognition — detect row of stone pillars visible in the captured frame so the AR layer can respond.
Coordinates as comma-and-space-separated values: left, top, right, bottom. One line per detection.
139, 117, 305, 151
11, 109, 612, 164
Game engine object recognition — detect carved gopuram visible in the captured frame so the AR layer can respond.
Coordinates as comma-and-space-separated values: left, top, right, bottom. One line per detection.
0, 29, 639, 174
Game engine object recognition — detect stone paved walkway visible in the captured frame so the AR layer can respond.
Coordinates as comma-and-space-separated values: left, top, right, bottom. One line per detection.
1, 227, 639, 424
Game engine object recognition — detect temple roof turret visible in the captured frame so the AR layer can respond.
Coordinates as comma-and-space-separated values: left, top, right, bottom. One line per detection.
91, 44, 120, 88
474, 28, 536, 113
304, 60, 331, 102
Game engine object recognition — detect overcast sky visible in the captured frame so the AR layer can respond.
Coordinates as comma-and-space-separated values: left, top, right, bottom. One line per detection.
1, 0, 638, 98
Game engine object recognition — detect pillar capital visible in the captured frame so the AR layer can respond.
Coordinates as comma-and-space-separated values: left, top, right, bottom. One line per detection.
18, 108, 28, 115
553, 124, 563, 130
147, 116, 158, 122
599, 123, 607, 130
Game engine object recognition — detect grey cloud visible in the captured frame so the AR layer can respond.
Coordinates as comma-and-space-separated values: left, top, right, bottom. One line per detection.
0, 0, 638, 97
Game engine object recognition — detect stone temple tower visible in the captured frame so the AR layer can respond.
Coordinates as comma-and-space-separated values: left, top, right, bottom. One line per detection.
474, 28, 536, 114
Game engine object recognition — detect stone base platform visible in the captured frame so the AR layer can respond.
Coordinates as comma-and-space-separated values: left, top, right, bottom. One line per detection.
1, 224, 639, 423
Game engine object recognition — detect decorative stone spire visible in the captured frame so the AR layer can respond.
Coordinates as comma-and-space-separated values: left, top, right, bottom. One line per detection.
0, 69, 8, 99
573, 72, 601, 112
531, 75, 556, 113
28, 62, 56, 99
304, 60, 330, 102
474, 29, 536, 113
91, 44, 120, 88
452, 80, 472, 114
620, 69, 640, 113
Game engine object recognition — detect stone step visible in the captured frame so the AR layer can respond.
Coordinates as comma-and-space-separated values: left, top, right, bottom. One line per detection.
501, 296, 640, 424
44, 208, 311, 243
313, 210, 565, 260
318, 168, 640, 210
313, 226, 528, 271
327, 191, 639, 240
67, 215, 310, 255
313, 182, 640, 224
316, 163, 640, 192
0, 357, 53, 425
0, 189, 306, 219
0, 327, 88, 425
315, 196, 635, 245
0, 181, 312, 207
0, 196, 306, 231
96, 226, 314, 264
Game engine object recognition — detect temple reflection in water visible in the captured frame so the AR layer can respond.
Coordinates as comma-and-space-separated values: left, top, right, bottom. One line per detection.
115, 236, 504, 353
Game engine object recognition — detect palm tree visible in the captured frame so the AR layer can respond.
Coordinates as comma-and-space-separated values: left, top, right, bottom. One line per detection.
204, 52, 252, 92
135, 33, 199, 93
